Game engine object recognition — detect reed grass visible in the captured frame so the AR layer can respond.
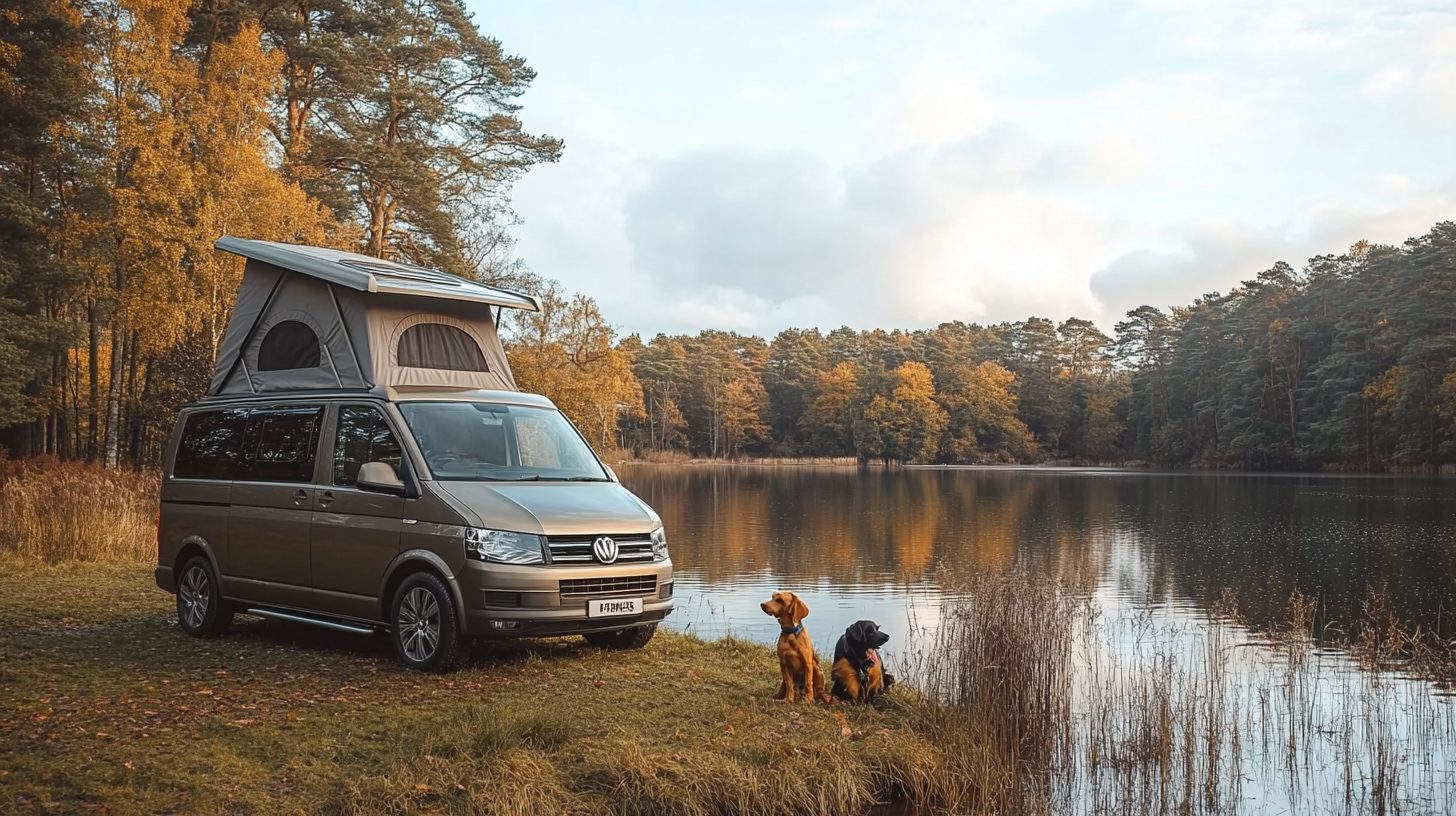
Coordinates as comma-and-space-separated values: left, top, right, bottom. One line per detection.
911, 572, 1456, 815
0, 458, 159, 563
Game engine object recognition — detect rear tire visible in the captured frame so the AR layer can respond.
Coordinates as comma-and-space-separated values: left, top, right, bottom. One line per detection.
390, 571, 470, 673
583, 623, 657, 650
176, 556, 233, 638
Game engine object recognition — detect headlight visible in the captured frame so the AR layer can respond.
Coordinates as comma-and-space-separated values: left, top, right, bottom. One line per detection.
650, 526, 669, 560
464, 528, 545, 565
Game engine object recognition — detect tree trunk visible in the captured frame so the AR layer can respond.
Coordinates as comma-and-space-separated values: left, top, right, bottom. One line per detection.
104, 323, 124, 468
87, 300, 99, 461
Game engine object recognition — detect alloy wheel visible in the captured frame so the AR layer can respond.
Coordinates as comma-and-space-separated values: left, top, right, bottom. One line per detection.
398, 586, 441, 662
179, 565, 211, 631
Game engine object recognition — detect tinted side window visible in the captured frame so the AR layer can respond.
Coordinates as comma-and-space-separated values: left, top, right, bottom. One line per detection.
173, 410, 248, 479
332, 406, 404, 486
238, 407, 323, 483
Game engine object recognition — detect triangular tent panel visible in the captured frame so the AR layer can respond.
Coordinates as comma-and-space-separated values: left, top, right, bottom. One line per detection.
208, 237, 539, 397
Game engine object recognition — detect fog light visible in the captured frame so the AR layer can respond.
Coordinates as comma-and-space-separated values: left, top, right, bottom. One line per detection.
489, 620, 519, 630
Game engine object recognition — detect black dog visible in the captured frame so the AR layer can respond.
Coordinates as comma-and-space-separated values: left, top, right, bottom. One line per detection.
830, 620, 895, 702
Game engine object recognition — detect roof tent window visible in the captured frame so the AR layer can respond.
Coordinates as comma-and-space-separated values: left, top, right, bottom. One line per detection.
398, 323, 489, 372
258, 320, 321, 371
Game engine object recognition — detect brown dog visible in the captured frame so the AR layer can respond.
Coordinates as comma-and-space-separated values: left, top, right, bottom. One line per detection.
760, 591, 831, 703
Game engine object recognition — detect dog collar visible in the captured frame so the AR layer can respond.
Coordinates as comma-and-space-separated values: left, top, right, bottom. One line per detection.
780, 624, 803, 636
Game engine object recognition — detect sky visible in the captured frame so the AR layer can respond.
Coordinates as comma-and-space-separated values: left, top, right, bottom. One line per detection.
466, 0, 1456, 338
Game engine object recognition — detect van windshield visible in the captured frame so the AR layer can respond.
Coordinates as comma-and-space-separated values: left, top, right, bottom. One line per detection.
397, 402, 610, 482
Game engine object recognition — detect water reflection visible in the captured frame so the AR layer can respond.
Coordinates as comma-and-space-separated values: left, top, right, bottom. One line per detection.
622, 465, 1456, 648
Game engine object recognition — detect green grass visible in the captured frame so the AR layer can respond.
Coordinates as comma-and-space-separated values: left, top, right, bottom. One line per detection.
0, 560, 947, 815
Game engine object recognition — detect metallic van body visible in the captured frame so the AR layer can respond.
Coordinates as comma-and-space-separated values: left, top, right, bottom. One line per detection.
156, 389, 673, 639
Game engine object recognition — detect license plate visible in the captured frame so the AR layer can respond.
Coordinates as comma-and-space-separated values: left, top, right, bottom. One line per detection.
587, 597, 642, 618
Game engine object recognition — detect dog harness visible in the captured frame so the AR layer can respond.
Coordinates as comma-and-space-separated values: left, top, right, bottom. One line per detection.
780, 624, 803, 636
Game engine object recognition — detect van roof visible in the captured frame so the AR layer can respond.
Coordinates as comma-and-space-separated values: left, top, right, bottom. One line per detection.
186, 389, 558, 410
216, 237, 541, 311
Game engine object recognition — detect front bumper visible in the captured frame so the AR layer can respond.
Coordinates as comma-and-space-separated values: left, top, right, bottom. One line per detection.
454, 557, 675, 638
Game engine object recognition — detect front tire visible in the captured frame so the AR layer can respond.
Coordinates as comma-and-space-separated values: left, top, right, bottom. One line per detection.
390, 571, 469, 672
176, 556, 233, 638
583, 623, 657, 650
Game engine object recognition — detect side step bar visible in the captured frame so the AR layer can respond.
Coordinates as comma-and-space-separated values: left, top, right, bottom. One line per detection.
245, 607, 377, 635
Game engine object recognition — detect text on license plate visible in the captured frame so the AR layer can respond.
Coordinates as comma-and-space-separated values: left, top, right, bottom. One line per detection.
588, 597, 642, 618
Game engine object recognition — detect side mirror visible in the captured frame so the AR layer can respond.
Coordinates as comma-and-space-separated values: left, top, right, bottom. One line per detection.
357, 461, 407, 495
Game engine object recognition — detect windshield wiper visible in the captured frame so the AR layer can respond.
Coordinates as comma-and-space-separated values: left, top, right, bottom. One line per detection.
561, 476, 611, 481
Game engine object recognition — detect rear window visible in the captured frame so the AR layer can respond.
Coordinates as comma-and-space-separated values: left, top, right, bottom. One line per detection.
239, 407, 324, 483
172, 406, 323, 483
173, 409, 249, 479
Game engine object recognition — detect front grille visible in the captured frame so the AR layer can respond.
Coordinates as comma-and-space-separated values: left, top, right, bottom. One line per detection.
546, 535, 656, 564
481, 591, 521, 608
559, 575, 657, 598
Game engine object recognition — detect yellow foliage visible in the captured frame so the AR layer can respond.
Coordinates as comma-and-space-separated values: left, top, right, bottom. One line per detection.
85, 2, 336, 356
1364, 366, 1403, 418
507, 287, 643, 451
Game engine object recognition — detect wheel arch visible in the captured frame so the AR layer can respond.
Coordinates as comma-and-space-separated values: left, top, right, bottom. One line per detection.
173, 536, 220, 588
379, 549, 467, 631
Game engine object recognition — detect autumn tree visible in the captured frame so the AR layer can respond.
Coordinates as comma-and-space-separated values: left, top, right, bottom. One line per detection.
505, 280, 642, 451
801, 361, 858, 456
861, 361, 947, 463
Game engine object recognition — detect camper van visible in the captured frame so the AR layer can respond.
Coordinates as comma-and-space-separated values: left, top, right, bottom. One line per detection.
154, 238, 673, 672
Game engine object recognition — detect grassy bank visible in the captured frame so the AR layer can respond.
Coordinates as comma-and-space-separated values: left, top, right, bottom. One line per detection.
1, 561, 956, 816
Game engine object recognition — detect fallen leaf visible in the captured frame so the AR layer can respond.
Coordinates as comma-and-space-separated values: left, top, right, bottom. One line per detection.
197, 690, 213, 696
414, 783, 430, 793
123, 762, 134, 770
228, 719, 255, 727
593, 680, 605, 688
455, 783, 467, 791
723, 724, 735, 733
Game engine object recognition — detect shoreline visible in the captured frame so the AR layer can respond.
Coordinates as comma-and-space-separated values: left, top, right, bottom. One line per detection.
612, 457, 1456, 477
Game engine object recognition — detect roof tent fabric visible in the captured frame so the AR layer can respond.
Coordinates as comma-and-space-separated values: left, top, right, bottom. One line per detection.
207, 238, 536, 397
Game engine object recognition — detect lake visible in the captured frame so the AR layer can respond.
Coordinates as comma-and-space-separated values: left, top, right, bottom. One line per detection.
622, 465, 1456, 651
620, 465, 1456, 815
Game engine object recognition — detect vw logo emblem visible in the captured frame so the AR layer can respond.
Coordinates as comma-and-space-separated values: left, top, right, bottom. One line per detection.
592, 536, 619, 564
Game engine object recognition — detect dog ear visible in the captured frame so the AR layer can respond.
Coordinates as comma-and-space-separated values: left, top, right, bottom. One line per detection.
789, 593, 810, 623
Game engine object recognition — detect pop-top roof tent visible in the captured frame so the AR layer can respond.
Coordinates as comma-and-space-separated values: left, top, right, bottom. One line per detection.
207, 237, 540, 397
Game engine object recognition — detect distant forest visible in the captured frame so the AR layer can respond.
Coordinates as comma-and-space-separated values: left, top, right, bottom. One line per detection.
621, 224, 1456, 472
5, 3, 1456, 472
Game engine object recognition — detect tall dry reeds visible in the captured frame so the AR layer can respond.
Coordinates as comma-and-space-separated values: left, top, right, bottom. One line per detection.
911, 570, 1082, 813
913, 572, 1456, 815
0, 457, 159, 563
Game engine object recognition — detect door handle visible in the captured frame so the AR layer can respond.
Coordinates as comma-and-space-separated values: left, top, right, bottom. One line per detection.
292, 489, 308, 505
317, 490, 334, 507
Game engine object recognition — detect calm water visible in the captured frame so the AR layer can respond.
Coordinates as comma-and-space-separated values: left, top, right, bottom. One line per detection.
622, 465, 1456, 653
620, 465, 1456, 815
